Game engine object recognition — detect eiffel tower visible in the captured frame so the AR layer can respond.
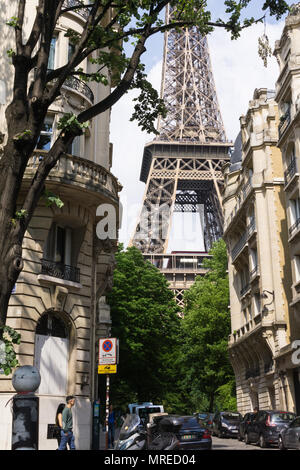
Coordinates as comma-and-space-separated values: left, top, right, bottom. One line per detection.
129, 6, 231, 304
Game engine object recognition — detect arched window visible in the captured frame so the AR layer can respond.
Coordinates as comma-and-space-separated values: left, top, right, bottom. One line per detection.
34, 312, 69, 395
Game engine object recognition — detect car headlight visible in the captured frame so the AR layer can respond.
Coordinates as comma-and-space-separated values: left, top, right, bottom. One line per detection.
222, 422, 229, 428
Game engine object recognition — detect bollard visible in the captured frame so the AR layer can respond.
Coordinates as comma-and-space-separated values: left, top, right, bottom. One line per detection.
11, 366, 41, 450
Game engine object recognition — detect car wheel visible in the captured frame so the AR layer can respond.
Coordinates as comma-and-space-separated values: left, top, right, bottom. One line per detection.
259, 433, 268, 448
278, 436, 286, 451
244, 433, 250, 445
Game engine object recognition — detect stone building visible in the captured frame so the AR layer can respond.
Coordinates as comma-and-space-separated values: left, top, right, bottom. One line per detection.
222, 88, 298, 414
273, 3, 300, 416
0, 2, 121, 449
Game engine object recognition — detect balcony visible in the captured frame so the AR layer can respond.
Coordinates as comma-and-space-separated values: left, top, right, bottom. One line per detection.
41, 259, 80, 283
250, 265, 259, 281
289, 217, 300, 239
240, 283, 251, 298
24, 150, 120, 204
63, 0, 91, 20
284, 156, 298, 188
63, 75, 94, 104
247, 217, 256, 239
231, 231, 248, 261
278, 109, 291, 139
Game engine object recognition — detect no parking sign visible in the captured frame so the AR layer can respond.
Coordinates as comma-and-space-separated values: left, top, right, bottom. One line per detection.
99, 338, 118, 365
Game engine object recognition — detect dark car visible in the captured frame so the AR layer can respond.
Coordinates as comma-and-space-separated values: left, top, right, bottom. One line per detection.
244, 410, 296, 448
238, 412, 256, 441
278, 416, 300, 450
173, 416, 212, 450
196, 412, 214, 432
212, 411, 242, 438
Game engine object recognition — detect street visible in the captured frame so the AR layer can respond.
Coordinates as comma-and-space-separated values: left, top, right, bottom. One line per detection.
211, 436, 278, 450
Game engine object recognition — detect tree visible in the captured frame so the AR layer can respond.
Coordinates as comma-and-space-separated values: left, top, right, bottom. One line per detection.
0, 1, 289, 341
180, 239, 235, 412
106, 245, 180, 409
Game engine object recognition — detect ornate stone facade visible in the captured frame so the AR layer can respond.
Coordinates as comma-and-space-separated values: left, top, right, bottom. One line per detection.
0, 1, 121, 449
223, 88, 296, 414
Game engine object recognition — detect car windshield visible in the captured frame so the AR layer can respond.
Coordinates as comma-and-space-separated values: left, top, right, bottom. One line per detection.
271, 413, 296, 423
198, 413, 209, 420
119, 414, 140, 440
222, 413, 241, 421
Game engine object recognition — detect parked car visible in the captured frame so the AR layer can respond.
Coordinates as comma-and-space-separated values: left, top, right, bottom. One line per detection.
238, 412, 256, 441
212, 411, 242, 438
196, 412, 214, 431
173, 416, 212, 450
244, 410, 296, 448
278, 416, 300, 450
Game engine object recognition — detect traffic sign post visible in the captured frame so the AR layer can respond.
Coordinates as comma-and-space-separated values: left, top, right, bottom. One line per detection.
98, 338, 118, 450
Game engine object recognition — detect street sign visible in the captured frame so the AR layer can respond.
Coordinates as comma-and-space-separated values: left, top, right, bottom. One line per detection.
99, 338, 117, 365
98, 364, 117, 374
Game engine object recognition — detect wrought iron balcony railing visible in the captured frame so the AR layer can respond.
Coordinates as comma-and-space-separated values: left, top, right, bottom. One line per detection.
240, 283, 250, 297
247, 217, 256, 238
231, 231, 248, 261
250, 265, 259, 279
35, 68, 94, 103
41, 259, 80, 283
284, 156, 297, 186
289, 217, 300, 238
64, 75, 94, 103
63, 0, 91, 20
278, 109, 291, 139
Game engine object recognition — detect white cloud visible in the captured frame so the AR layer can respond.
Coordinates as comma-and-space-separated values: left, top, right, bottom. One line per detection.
111, 20, 285, 248
209, 21, 284, 141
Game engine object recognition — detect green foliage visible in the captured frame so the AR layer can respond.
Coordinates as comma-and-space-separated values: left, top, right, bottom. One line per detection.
179, 239, 235, 412
57, 113, 89, 134
6, 17, 20, 28
11, 209, 28, 226
107, 245, 181, 410
214, 379, 237, 411
0, 326, 21, 376
130, 69, 167, 134
42, 189, 64, 209
6, 49, 15, 58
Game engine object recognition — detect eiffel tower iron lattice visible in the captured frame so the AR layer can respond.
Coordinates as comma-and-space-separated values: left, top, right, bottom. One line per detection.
130, 5, 231, 256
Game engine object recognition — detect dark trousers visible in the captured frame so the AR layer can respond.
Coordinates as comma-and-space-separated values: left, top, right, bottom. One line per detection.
58, 430, 76, 450
108, 424, 115, 448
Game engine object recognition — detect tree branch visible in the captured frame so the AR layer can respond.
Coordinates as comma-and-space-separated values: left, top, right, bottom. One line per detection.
15, 0, 26, 54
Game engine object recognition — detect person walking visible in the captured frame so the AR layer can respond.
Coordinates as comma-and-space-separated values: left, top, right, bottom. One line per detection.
108, 404, 116, 449
55, 403, 65, 449
58, 396, 76, 450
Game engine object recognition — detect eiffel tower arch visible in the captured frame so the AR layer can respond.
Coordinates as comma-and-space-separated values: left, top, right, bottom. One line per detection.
129, 5, 231, 305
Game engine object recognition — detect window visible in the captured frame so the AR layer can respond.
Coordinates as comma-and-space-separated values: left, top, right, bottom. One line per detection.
48, 37, 57, 70
67, 135, 81, 156
294, 255, 300, 283
290, 197, 300, 225
254, 293, 261, 316
45, 223, 72, 265
36, 116, 54, 150
68, 41, 76, 62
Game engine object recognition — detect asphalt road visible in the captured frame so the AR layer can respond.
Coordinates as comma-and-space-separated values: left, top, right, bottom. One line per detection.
212, 436, 278, 450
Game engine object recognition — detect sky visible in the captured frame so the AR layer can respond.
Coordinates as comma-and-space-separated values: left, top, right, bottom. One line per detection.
110, 1, 294, 251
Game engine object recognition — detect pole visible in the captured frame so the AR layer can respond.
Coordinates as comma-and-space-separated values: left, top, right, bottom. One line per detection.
105, 374, 110, 450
